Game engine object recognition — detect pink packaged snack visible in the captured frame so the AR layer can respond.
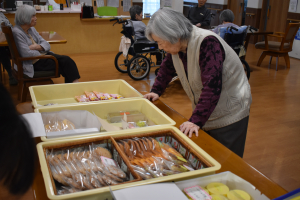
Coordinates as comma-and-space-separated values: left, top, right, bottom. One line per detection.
84, 91, 99, 101
75, 95, 90, 102
103, 93, 113, 100
93, 91, 108, 100
110, 94, 124, 99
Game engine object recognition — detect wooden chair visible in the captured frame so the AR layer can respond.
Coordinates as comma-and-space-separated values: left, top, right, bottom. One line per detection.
255, 23, 300, 71
1, 22, 60, 102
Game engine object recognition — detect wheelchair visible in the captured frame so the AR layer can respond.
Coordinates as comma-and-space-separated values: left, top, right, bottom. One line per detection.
111, 18, 165, 80
220, 25, 257, 80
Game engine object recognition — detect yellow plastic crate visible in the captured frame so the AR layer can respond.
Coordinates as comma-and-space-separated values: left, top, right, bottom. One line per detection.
35, 98, 176, 142
29, 80, 143, 108
37, 126, 221, 200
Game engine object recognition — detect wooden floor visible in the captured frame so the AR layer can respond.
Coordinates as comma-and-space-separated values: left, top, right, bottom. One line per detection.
2, 44, 300, 198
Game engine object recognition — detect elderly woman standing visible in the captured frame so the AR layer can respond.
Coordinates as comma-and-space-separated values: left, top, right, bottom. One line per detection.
12, 5, 80, 83
212, 9, 239, 35
144, 8, 252, 158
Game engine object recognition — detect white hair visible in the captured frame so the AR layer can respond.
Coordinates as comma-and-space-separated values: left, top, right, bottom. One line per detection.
15, 5, 36, 26
145, 8, 193, 44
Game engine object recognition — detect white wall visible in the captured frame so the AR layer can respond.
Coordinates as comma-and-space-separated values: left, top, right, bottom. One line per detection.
161, 0, 184, 13
247, 0, 263, 9
132, 0, 142, 2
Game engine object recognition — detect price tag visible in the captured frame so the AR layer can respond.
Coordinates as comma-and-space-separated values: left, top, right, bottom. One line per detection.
184, 186, 211, 200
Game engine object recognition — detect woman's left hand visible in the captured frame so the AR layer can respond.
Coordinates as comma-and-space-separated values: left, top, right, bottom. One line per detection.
180, 121, 199, 138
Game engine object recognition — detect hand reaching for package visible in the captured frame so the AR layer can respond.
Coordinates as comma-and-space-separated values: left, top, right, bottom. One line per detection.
180, 121, 199, 138
144, 92, 159, 102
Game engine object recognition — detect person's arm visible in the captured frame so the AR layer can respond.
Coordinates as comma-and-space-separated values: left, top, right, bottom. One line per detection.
200, 9, 211, 27
189, 36, 225, 128
12, 29, 42, 58
150, 53, 177, 96
32, 27, 50, 52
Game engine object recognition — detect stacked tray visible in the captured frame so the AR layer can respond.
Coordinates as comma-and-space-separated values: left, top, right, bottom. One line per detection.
29, 79, 143, 108
37, 126, 221, 200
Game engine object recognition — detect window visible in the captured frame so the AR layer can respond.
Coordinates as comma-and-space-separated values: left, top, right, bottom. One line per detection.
143, 0, 160, 16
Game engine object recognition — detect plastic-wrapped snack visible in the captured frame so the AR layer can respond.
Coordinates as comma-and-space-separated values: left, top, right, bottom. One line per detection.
73, 173, 86, 190
92, 157, 106, 173
87, 172, 102, 188
143, 163, 163, 178
128, 122, 136, 129
58, 186, 81, 195
75, 95, 90, 102
131, 165, 153, 180
162, 169, 180, 176
93, 91, 108, 100
102, 173, 119, 185
62, 119, 75, 131
87, 159, 98, 172
48, 150, 72, 178
82, 174, 95, 189
73, 159, 87, 175
118, 143, 124, 152
128, 140, 138, 157
96, 172, 107, 186
160, 142, 183, 158
57, 187, 69, 195
44, 124, 52, 133
122, 141, 134, 160
49, 164, 68, 185
162, 159, 189, 173
136, 121, 148, 127
106, 165, 126, 179
103, 93, 113, 100
110, 94, 123, 99
94, 146, 112, 159
65, 176, 82, 189
84, 91, 100, 101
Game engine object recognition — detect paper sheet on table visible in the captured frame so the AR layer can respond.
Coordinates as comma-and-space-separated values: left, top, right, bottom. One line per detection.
107, 0, 119, 7
96, 0, 104, 7
123, 0, 130, 12
112, 183, 189, 200
22, 113, 46, 137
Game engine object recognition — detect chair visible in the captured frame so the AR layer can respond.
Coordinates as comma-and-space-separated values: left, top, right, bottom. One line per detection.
1, 22, 60, 102
255, 23, 300, 71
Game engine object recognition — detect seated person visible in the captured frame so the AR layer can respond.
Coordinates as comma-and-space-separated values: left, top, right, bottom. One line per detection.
128, 5, 147, 40
0, 83, 35, 199
187, 0, 211, 28
12, 5, 80, 83
212, 9, 239, 35
127, 5, 162, 64
0, 12, 18, 85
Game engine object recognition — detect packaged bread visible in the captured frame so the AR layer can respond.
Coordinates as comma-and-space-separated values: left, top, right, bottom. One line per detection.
94, 146, 112, 159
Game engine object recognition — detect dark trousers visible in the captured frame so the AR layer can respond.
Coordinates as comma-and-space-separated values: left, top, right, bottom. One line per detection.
33, 52, 80, 83
0, 46, 12, 77
206, 116, 249, 158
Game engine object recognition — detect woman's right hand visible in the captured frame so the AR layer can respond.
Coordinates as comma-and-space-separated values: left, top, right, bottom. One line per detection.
144, 92, 159, 102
